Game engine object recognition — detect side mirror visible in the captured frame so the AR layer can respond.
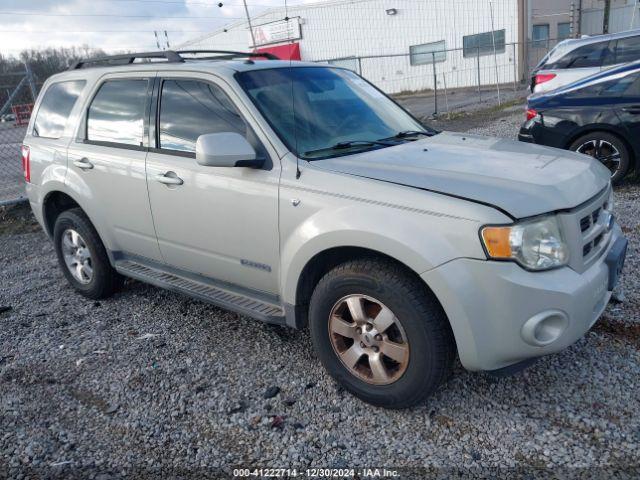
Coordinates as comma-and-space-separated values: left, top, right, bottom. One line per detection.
195, 132, 262, 168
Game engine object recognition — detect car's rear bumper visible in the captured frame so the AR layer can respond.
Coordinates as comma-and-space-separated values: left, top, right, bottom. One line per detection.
422, 223, 625, 372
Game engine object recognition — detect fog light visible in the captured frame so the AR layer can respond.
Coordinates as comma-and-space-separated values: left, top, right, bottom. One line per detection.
521, 310, 568, 346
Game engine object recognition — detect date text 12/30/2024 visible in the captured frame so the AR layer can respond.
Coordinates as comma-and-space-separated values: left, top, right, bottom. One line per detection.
233, 468, 400, 477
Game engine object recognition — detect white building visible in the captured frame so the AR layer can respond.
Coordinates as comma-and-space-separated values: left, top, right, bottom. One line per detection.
180, 0, 529, 94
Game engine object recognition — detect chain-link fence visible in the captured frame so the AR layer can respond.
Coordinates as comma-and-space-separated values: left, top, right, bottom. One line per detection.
0, 67, 37, 206
320, 39, 559, 118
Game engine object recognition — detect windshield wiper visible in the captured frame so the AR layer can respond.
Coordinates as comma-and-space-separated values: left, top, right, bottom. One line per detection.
304, 139, 395, 157
391, 130, 433, 139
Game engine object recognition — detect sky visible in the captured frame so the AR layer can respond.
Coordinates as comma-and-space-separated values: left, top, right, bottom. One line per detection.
0, 0, 311, 57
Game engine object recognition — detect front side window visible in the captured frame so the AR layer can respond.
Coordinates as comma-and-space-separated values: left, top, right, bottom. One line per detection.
158, 79, 246, 153
410, 40, 446, 66
87, 79, 148, 146
548, 41, 608, 69
33, 80, 85, 139
463, 29, 506, 57
236, 67, 429, 160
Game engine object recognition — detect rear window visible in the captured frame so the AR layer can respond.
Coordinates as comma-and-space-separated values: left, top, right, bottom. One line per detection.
546, 41, 608, 69
33, 80, 85, 139
87, 79, 148, 147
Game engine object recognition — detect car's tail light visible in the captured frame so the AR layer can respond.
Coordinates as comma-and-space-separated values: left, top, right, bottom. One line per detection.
534, 73, 556, 86
526, 108, 538, 121
21, 145, 30, 183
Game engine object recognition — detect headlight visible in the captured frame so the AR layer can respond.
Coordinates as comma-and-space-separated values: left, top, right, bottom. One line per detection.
606, 187, 614, 213
481, 215, 569, 271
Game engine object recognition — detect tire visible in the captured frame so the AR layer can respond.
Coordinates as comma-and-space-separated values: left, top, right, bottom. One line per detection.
569, 132, 631, 186
53, 208, 123, 299
308, 258, 456, 409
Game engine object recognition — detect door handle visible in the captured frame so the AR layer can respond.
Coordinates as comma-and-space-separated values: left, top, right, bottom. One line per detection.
73, 157, 94, 170
622, 105, 640, 114
155, 172, 184, 186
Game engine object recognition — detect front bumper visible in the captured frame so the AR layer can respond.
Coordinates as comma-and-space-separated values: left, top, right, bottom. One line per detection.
422, 223, 625, 372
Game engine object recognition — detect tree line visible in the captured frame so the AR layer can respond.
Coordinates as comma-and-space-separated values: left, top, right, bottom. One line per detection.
0, 46, 106, 108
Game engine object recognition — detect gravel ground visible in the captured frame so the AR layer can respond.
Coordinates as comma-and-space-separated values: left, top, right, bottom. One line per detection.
1, 109, 639, 479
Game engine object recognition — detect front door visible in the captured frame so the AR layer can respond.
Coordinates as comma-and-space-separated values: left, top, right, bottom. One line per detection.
145, 74, 280, 294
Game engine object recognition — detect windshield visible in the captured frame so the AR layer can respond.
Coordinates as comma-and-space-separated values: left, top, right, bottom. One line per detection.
236, 66, 432, 160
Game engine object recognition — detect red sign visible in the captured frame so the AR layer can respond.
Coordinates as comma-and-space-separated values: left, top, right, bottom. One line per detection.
256, 43, 301, 61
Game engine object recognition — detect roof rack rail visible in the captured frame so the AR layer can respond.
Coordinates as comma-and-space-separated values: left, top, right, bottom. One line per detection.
69, 49, 280, 70
69, 51, 184, 70
176, 50, 280, 60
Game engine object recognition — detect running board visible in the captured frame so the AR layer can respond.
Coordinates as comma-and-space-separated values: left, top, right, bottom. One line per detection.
115, 260, 286, 325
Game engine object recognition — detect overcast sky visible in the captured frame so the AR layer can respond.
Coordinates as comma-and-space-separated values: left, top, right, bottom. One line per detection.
0, 0, 308, 57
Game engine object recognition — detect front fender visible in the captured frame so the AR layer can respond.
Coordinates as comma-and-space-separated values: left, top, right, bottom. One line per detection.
280, 202, 487, 305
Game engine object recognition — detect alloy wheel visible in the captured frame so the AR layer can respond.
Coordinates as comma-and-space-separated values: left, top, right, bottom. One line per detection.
576, 139, 621, 177
61, 228, 93, 284
328, 294, 410, 385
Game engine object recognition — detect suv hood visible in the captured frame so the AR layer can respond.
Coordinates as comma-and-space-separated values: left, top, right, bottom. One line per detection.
311, 131, 610, 219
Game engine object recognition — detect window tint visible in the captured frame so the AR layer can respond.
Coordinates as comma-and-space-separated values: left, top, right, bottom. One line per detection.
463, 29, 505, 57
558, 22, 571, 40
548, 41, 607, 69
87, 79, 148, 146
532, 24, 549, 48
158, 79, 247, 153
615, 36, 640, 64
410, 40, 446, 66
601, 72, 640, 97
33, 80, 85, 139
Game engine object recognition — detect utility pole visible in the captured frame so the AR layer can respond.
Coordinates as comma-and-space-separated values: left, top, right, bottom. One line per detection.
242, 0, 257, 52
603, 0, 611, 34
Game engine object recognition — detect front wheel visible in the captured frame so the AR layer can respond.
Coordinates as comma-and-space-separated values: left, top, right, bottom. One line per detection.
308, 258, 455, 409
569, 132, 631, 186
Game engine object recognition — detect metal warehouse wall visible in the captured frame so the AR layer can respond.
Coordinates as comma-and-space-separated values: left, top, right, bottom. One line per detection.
181, 0, 520, 94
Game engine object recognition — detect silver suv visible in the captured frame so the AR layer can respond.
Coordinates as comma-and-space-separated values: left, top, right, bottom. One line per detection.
22, 51, 627, 408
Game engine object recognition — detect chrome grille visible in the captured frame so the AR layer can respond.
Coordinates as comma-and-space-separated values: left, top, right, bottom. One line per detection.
558, 186, 612, 274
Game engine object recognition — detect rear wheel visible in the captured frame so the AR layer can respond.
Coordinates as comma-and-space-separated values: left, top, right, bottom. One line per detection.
308, 258, 455, 409
53, 208, 123, 299
569, 132, 631, 185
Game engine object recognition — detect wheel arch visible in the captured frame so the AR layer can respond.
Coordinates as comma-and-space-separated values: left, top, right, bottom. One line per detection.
42, 190, 82, 237
289, 245, 448, 331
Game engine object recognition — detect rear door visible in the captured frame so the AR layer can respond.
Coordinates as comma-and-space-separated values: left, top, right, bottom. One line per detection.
145, 73, 281, 294
66, 73, 162, 261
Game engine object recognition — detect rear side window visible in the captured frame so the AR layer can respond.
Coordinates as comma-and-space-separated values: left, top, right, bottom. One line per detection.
614, 36, 640, 64
601, 72, 640, 97
87, 79, 148, 146
33, 80, 85, 139
548, 41, 608, 69
158, 79, 247, 153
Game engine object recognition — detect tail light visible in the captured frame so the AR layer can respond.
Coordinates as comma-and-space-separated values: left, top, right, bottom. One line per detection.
526, 108, 538, 121
21, 145, 30, 183
534, 73, 556, 86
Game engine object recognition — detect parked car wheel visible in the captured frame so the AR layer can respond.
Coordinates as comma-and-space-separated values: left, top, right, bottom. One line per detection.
53, 208, 123, 299
569, 132, 631, 185
308, 258, 455, 408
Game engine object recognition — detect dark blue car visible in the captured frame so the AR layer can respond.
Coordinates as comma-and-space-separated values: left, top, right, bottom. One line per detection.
519, 60, 640, 185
